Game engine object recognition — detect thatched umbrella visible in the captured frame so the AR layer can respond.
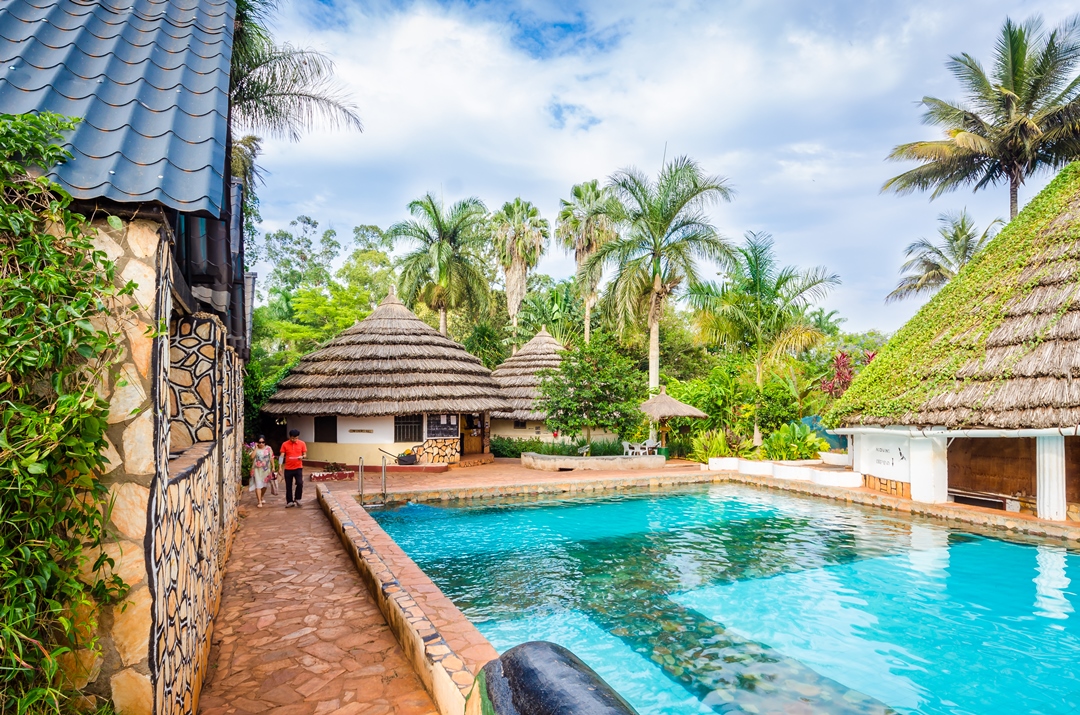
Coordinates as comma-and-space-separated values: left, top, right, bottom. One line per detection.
490, 327, 562, 421
639, 386, 707, 446
263, 290, 510, 416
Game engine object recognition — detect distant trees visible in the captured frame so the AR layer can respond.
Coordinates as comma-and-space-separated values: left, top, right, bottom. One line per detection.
586, 157, 734, 399
886, 210, 1002, 302
392, 193, 490, 335
687, 233, 839, 445
883, 14, 1080, 219
491, 198, 550, 347
557, 180, 618, 343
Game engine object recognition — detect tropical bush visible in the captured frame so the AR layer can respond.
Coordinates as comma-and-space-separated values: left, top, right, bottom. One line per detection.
689, 430, 755, 462
538, 332, 646, 440
761, 422, 831, 461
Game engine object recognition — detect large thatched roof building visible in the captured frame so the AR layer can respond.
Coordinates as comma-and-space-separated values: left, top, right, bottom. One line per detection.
264, 291, 509, 465
830, 164, 1080, 522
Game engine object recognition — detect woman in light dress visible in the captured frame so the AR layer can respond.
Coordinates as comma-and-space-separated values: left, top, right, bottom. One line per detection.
249, 435, 275, 507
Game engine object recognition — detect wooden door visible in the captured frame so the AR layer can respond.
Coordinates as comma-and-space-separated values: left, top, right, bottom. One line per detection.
462, 414, 483, 454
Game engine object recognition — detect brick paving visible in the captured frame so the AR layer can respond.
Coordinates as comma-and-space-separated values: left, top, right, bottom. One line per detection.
199, 488, 437, 715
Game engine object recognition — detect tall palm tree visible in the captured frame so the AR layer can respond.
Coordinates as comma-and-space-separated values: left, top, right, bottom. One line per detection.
886, 210, 1003, 302
687, 232, 839, 445
491, 198, 550, 349
391, 193, 489, 335
586, 156, 734, 398
557, 180, 619, 343
230, 0, 361, 141
883, 15, 1080, 220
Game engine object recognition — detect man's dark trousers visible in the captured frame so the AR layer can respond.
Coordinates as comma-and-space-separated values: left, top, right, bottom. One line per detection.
284, 468, 303, 503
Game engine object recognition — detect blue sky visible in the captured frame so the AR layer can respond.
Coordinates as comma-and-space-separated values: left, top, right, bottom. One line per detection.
252, 0, 1077, 332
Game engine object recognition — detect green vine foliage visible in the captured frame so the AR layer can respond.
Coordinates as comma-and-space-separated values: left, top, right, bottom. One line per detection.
0, 113, 131, 713
827, 163, 1080, 427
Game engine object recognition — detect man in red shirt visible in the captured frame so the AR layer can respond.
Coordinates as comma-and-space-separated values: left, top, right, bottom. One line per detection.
279, 429, 307, 507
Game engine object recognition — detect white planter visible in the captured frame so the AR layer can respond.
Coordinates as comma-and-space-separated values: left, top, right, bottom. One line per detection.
772, 460, 819, 481
819, 451, 852, 467
738, 459, 773, 476
707, 457, 740, 472
811, 468, 863, 488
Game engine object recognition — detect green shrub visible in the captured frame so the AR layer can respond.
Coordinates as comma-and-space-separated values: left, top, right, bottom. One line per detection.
587, 438, 625, 456
761, 422, 831, 461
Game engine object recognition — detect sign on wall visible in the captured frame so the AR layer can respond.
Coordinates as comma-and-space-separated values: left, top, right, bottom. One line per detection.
859, 432, 911, 483
427, 413, 459, 439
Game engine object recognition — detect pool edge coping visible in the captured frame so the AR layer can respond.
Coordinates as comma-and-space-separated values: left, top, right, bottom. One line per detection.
317, 484, 483, 715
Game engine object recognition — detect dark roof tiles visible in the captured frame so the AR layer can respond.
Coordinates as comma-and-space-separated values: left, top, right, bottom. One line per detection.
0, 0, 234, 216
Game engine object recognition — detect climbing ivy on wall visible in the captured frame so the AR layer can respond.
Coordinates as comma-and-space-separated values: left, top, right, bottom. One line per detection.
0, 113, 130, 713
826, 163, 1080, 427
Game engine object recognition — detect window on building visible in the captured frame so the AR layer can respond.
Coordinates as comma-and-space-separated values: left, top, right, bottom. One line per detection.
314, 415, 337, 443
395, 414, 423, 443
513, 420, 527, 430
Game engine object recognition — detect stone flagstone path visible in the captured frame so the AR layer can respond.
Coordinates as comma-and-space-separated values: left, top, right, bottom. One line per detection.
198, 490, 437, 715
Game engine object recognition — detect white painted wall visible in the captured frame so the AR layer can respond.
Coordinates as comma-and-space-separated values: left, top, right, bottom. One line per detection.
857, 431, 912, 483
337, 416, 395, 444
286, 415, 314, 442
909, 436, 949, 503
1037, 435, 1067, 521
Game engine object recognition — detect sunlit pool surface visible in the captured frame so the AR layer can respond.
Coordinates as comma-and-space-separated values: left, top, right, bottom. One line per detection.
371, 485, 1080, 714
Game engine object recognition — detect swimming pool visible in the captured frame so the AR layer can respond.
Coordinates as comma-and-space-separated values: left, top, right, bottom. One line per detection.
371, 485, 1080, 714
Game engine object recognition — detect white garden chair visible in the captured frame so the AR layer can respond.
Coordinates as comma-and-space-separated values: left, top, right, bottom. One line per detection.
642, 438, 660, 455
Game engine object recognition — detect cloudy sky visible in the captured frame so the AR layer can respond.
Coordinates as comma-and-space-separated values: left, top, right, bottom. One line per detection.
251, 0, 1076, 332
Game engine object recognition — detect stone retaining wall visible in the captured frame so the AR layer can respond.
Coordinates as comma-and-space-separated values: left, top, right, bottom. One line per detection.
520, 452, 666, 471
317, 485, 488, 715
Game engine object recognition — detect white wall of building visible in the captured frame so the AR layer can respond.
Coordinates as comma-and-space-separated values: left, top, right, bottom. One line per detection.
856, 431, 912, 483
337, 416, 395, 444
286, 415, 315, 442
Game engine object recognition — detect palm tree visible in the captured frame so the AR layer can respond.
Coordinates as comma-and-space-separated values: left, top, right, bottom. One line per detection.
557, 180, 619, 343
586, 156, 734, 399
883, 15, 1080, 220
229, 0, 361, 147
687, 232, 839, 445
886, 210, 1003, 302
391, 193, 489, 335
491, 198, 550, 349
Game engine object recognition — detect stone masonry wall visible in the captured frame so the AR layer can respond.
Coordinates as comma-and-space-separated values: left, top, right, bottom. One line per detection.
416, 438, 461, 464
74, 216, 243, 715
167, 315, 223, 451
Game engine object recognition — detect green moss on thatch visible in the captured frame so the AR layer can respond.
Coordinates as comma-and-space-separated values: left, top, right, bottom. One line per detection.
827, 163, 1080, 428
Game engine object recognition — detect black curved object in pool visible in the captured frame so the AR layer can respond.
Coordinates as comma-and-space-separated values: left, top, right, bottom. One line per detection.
468, 641, 639, 715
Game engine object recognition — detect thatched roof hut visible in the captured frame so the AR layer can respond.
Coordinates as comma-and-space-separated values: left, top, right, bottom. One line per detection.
263, 292, 510, 417
640, 387, 708, 421
490, 328, 562, 421
831, 163, 1080, 430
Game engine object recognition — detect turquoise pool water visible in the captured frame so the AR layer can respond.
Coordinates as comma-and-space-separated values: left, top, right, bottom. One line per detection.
371, 485, 1080, 714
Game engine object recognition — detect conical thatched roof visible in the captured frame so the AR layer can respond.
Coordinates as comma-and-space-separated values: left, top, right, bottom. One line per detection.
640, 387, 708, 421
490, 328, 563, 420
830, 163, 1080, 429
263, 291, 511, 417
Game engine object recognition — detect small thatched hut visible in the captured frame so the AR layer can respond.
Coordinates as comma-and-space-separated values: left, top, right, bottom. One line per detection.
830, 164, 1080, 522
263, 291, 510, 465
490, 328, 562, 438
489, 328, 617, 442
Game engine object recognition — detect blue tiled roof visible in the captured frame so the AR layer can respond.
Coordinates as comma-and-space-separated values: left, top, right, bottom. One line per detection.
0, 0, 234, 217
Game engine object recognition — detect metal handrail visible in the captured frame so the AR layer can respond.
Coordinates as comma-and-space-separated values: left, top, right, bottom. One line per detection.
357, 456, 365, 503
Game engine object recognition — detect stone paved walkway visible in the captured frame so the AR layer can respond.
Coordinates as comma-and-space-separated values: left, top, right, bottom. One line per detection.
199, 489, 437, 715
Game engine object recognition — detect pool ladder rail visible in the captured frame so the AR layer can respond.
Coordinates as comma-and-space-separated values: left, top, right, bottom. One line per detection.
358, 456, 388, 507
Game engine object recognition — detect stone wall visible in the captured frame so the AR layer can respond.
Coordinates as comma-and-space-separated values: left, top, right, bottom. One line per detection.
417, 438, 461, 464
74, 216, 243, 715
